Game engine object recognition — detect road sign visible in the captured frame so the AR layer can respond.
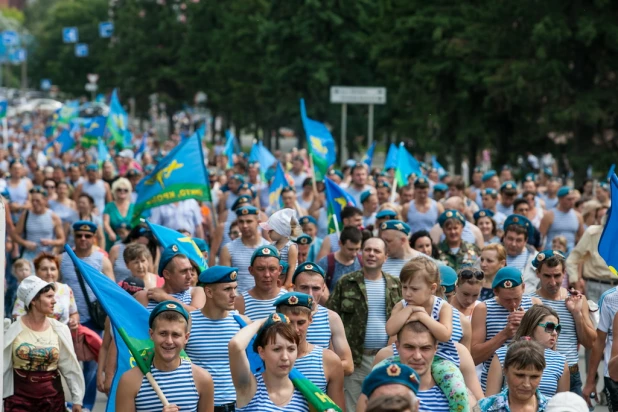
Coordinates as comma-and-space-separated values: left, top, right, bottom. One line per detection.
62, 27, 78, 44
99, 22, 114, 38
40, 79, 52, 91
2, 31, 18, 46
85, 83, 98, 92
329, 86, 387, 105
9, 49, 26, 64
87, 74, 99, 84
75, 44, 89, 57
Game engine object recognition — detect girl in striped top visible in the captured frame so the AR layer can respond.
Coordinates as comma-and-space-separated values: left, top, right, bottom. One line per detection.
230, 314, 310, 412
260, 208, 302, 286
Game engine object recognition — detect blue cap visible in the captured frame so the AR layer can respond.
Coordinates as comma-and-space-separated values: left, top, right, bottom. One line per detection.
328, 170, 343, 179
473, 209, 495, 221
232, 195, 252, 210
599, 182, 610, 190
380, 220, 411, 235
360, 190, 373, 204
239, 182, 256, 198
377, 181, 391, 189
524, 173, 536, 182
482, 188, 498, 197
501, 165, 512, 171
192, 238, 209, 253
198, 265, 238, 285
531, 249, 565, 269
439, 265, 458, 293
235, 205, 258, 216
72, 220, 98, 233
438, 210, 465, 227
250, 245, 281, 265
376, 209, 397, 220
433, 183, 448, 192
86, 163, 99, 172
482, 170, 497, 182
500, 181, 517, 192
361, 362, 420, 397
113, 221, 131, 231
230, 174, 245, 183
273, 292, 314, 310
158, 244, 184, 276
473, 166, 483, 173
543, 167, 553, 177
148, 300, 190, 328
280, 261, 289, 274
299, 215, 317, 226
414, 176, 429, 187
292, 261, 325, 283
492, 266, 523, 289
503, 214, 532, 238
293, 234, 313, 245
557, 186, 573, 198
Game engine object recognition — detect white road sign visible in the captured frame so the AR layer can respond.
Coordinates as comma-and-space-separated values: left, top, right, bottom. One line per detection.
330, 86, 387, 105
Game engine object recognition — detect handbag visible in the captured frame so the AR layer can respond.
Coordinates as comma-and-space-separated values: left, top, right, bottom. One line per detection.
71, 325, 101, 362
74, 266, 107, 330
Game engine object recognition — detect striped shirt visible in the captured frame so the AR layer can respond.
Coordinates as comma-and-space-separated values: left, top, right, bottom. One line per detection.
506, 249, 531, 273
276, 241, 297, 272
225, 237, 270, 293
135, 360, 198, 412
112, 243, 132, 283
60, 250, 104, 324
598, 286, 618, 377
146, 289, 193, 312
531, 292, 579, 366
326, 232, 340, 253
382, 257, 408, 278
407, 199, 439, 233
496, 202, 513, 216
546, 208, 579, 250
242, 289, 287, 321
185, 310, 241, 405
237, 374, 309, 411
364, 277, 389, 349
495, 346, 565, 397
294, 346, 327, 392
306, 305, 332, 348
417, 385, 450, 412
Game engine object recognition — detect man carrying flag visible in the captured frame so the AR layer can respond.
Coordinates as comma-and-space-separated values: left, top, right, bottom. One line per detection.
116, 300, 214, 411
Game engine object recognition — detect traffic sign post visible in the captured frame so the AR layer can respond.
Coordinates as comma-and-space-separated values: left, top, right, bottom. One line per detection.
99, 22, 114, 38
330, 86, 387, 163
75, 44, 89, 58
62, 27, 78, 44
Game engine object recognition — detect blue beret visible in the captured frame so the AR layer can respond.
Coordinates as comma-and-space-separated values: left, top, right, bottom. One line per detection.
380, 220, 411, 235
230, 174, 245, 183
86, 163, 99, 171
482, 170, 497, 182
148, 300, 190, 328
524, 173, 536, 182
192, 237, 209, 253
255, 313, 290, 346
557, 186, 573, 198
376, 209, 397, 219
531, 249, 565, 269
473, 209, 495, 221
273, 292, 314, 310
328, 170, 344, 179
292, 261, 325, 283
198, 265, 238, 285
72, 220, 98, 233
500, 181, 517, 191
362, 362, 420, 397
503, 214, 532, 238
543, 167, 553, 177
438, 210, 465, 227
360, 190, 373, 204
293, 234, 313, 245
239, 182, 256, 198
439, 265, 458, 293
377, 181, 391, 189
433, 183, 448, 192
492, 266, 523, 289
473, 166, 483, 173
482, 188, 498, 197
414, 176, 429, 187
299, 215, 317, 226
126, 168, 140, 178
158, 244, 184, 276
280, 261, 289, 274
250, 244, 281, 265
501, 165, 512, 171
113, 221, 131, 231
232, 195, 252, 210
599, 182, 610, 190
235, 205, 258, 216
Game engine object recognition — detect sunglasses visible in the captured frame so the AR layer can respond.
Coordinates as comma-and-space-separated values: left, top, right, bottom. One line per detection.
538, 322, 561, 334
229, 231, 240, 236
29, 186, 48, 196
459, 269, 484, 280
116, 188, 129, 193
76, 233, 94, 239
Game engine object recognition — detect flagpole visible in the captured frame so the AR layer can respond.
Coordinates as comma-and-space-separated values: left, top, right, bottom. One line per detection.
390, 177, 398, 203
308, 153, 319, 196
146, 372, 170, 406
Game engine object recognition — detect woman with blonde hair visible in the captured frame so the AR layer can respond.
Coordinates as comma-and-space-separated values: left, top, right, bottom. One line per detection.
102, 177, 134, 251
478, 243, 506, 301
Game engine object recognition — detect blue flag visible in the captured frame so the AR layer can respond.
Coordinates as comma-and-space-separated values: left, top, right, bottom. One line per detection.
132, 133, 212, 225
44, 129, 74, 157
106, 89, 130, 148
97, 137, 111, 165
135, 132, 148, 158
607, 164, 615, 182
0, 100, 7, 119
384, 143, 398, 170
395, 143, 423, 187
145, 220, 208, 272
362, 141, 377, 168
432, 155, 446, 176
598, 173, 618, 278
249, 141, 277, 179
224, 130, 236, 168
268, 162, 289, 209
324, 177, 357, 233
82, 116, 107, 148
300, 99, 336, 180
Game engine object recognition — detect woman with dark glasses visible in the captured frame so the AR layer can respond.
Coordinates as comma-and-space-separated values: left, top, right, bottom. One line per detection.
485, 304, 570, 398
450, 268, 484, 320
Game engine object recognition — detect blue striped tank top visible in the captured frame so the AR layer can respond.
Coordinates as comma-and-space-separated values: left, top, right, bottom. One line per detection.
237, 374, 309, 411
146, 288, 193, 312
306, 305, 332, 348
135, 360, 198, 412
381, 257, 407, 278
113, 243, 132, 283
225, 238, 270, 293
546, 208, 579, 250
242, 289, 286, 321
495, 346, 565, 397
60, 250, 104, 323
185, 310, 241, 405
407, 199, 439, 233
23, 209, 55, 257
226, 191, 239, 210
327, 232, 340, 253
417, 385, 450, 411
531, 292, 579, 366
294, 346, 327, 392
276, 240, 297, 271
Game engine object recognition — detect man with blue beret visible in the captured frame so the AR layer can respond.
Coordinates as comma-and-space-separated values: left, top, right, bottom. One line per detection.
502, 213, 539, 293
436, 210, 480, 271
480, 188, 507, 229
299, 216, 323, 263
74, 163, 112, 216
376, 181, 391, 205
500, 164, 514, 182
471, 266, 541, 391
358, 363, 420, 412
328, 169, 344, 184
540, 186, 584, 252
293, 234, 312, 265
274, 291, 345, 410
381, 220, 425, 277
361, 190, 378, 228
135, 244, 206, 313
400, 176, 445, 235
117, 300, 214, 411
234, 244, 286, 321
185, 266, 252, 410
481, 170, 499, 190
539, 177, 560, 210
432, 183, 448, 202
497, 180, 518, 216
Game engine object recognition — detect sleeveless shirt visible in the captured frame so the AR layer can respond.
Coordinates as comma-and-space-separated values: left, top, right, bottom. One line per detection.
225, 237, 270, 293
306, 305, 332, 348
236, 374, 309, 411
242, 289, 287, 321
294, 346, 327, 392
135, 360, 198, 412
407, 199, 439, 233
60, 250, 104, 323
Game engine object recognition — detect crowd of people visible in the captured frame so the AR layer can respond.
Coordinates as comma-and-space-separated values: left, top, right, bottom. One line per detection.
2, 110, 618, 412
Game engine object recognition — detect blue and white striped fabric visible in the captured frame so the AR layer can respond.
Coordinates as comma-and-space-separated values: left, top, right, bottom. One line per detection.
276, 240, 298, 272
306, 305, 332, 348
146, 288, 193, 312
546, 208, 579, 250
381, 257, 407, 278
407, 199, 439, 233
451, 307, 464, 343
225, 237, 270, 293
531, 293, 579, 366
237, 374, 309, 411
496, 202, 513, 216
294, 346, 327, 392
185, 310, 241, 405
506, 249, 531, 273
242, 289, 286, 321
135, 360, 198, 412
59, 250, 104, 323
430, 296, 461, 366
495, 346, 565, 397
327, 232, 340, 253
364, 277, 389, 349
417, 385, 450, 411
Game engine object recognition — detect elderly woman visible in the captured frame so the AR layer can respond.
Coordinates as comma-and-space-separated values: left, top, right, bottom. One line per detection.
13, 252, 79, 328
4, 276, 85, 411
437, 209, 480, 270
102, 177, 134, 251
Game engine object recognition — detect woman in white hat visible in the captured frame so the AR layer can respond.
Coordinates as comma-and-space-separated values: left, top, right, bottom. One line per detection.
3, 276, 85, 411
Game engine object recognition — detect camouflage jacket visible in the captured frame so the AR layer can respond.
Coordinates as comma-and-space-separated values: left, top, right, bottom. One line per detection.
326, 270, 402, 367
438, 240, 480, 271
